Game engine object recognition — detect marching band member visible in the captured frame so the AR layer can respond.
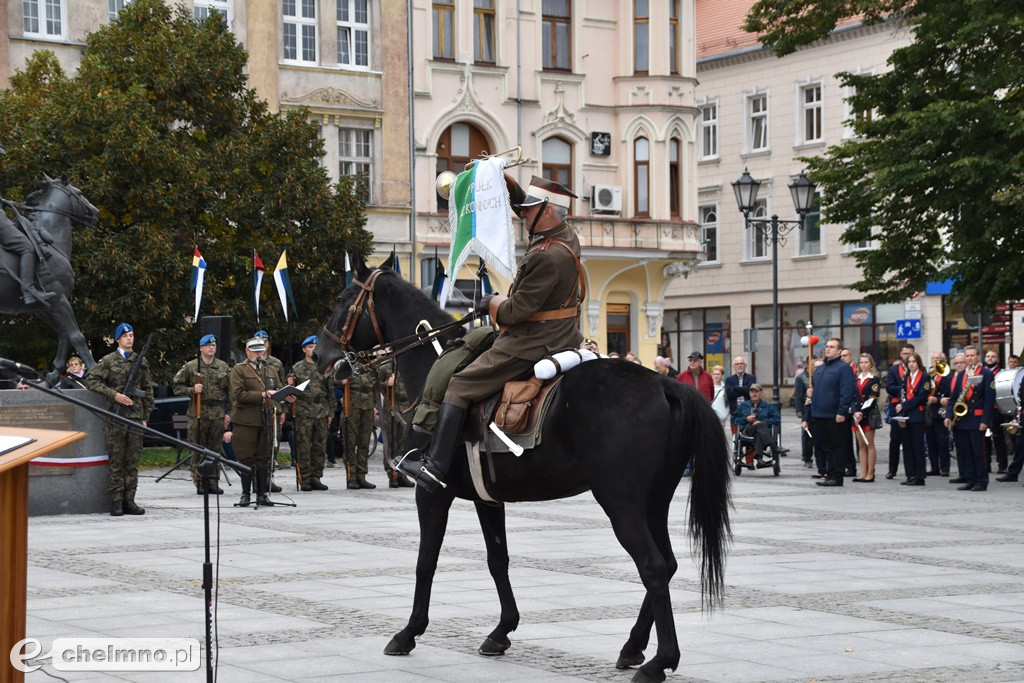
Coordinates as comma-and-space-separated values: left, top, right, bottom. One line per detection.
885, 344, 914, 479
945, 346, 994, 491
851, 353, 881, 482
925, 352, 952, 477
894, 353, 932, 486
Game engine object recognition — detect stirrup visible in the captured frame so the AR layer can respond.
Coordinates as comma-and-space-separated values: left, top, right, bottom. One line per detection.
417, 466, 447, 489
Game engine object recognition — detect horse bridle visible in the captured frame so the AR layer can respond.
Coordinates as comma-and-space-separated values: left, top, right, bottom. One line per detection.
321, 268, 480, 372
8, 181, 98, 227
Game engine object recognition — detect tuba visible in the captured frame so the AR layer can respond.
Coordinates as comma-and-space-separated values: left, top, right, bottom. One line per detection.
435, 147, 534, 200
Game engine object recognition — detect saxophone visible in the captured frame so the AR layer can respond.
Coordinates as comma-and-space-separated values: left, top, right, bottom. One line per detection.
951, 369, 972, 424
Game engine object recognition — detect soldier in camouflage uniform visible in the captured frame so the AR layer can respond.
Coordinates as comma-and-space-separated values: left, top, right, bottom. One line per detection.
172, 333, 230, 495
252, 330, 287, 492
86, 322, 154, 517
291, 335, 333, 490
343, 369, 377, 489
377, 360, 414, 488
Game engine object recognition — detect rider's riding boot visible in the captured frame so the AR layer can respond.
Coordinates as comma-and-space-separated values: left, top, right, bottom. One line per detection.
19, 254, 54, 304
398, 402, 466, 493
256, 470, 271, 505
238, 474, 251, 507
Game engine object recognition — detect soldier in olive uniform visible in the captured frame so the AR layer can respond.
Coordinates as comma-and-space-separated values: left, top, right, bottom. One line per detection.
86, 322, 154, 516
252, 329, 287, 492
343, 370, 377, 489
399, 176, 583, 492
229, 337, 280, 506
377, 360, 414, 488
172, 333, 230, 495
291, 335, 333, 490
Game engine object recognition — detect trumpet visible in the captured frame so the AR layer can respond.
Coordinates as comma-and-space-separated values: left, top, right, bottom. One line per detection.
930, 360, 950, 378
435, 146, 535, 200
1006, 419, 1020, 436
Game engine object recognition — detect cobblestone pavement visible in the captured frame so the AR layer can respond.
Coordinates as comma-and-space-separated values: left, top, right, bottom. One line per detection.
20, 415, 1024, 681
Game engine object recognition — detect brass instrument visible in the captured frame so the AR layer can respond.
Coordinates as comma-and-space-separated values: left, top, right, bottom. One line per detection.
951, 369, 971, 425
1006, 419, 1020, 436
930, 360, 950, 378
435, 146, 535, 199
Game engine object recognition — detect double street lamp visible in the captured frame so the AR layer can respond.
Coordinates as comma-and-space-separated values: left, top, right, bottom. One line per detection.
732, 169, 817, 412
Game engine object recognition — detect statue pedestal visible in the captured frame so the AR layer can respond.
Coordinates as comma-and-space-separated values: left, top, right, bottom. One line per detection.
0, 389, 110, 516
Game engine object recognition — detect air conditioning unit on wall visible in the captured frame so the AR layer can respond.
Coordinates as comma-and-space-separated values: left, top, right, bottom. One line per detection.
591, 185, 622, 213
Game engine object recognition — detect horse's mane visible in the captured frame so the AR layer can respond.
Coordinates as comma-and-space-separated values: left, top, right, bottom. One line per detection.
24, 179, 58, 206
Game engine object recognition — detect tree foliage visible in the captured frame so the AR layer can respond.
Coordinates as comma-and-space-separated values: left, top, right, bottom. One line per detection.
0, 0, 371, 377
745, 0, 1024, 305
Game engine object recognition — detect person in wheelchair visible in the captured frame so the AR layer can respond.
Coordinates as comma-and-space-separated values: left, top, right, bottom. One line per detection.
732, 384, 781, 464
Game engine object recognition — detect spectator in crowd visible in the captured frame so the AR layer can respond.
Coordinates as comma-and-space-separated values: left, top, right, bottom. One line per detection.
732, 383, 781, 464
885, 343, 915, 479
654, 356, 672, 377
946, 345, 994, 491
793, 362, 813, 468
1008, 354, 1020, 369
676, 351, 713, 402
926, 351, 952, 477
710, 365, 730, 436
851, 353, 882, 482
724, 356, 755, 434
59, 354, 89, 390
840, 348, 858, 476
582, 338, 600, 354
893, 352, 932, 486
808, 338, 855, 487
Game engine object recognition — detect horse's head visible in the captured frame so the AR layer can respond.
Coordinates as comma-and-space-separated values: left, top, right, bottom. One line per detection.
26, 175, 99, 227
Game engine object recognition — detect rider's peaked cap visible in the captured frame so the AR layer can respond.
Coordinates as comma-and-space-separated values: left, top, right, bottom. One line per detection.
114, 322, 133, 340
517, 176, 577, 210
245, 337, 266, 352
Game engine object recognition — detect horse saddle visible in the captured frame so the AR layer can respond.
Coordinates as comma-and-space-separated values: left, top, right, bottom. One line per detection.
464, 374, 563, 453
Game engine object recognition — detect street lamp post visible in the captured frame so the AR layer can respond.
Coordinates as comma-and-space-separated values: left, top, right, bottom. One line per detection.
732, 169, 817, 413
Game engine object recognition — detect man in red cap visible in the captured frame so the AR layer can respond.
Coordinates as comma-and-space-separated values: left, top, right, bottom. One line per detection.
399, 175, 584, 492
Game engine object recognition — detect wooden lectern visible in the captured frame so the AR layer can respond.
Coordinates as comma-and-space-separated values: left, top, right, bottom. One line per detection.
0, 427, 85, 683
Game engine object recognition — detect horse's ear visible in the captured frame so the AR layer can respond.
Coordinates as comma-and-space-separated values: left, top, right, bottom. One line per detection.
380, 252, 395, 271
60, 173, 68, 183
351, 251, 371, 280
42, 172, 53, 182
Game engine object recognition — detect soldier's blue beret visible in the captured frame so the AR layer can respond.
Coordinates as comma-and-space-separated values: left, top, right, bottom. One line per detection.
302, 335, 318, 347
199, 334, 216, 346
253, 330, 269, 339
114, 322, 132, 340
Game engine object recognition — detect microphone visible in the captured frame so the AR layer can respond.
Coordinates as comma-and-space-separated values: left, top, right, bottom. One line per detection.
254, 357, 266, 367
0, 358, 42, 379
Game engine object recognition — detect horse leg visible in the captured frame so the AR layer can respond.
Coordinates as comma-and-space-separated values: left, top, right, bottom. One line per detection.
605, 509, 679, 683
617, 494, 679, 673
473, 501, 519, 656
384, 485, 456, 655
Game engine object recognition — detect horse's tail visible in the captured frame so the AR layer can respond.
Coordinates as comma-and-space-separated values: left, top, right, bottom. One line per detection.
662, 378, 732, 611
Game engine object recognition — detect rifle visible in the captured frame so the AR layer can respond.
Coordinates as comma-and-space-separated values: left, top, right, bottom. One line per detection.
115, 332, 153, 417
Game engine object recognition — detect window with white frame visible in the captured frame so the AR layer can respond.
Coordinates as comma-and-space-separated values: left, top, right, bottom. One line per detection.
800, 83, 823, 144
108, 0, 128, 22
24, 0, 65, 36
634, 136, 650, 217
194, 0, 230, 23
337, 0, 370, 68
844, 224, 876, 251
283, 0, 317, 63
798, 192, 821, 256
746, 93, 769, 153
746, 197, 769, 259
340, 128, 373, 203
700, 204, 718, 262
843, 83, 875, 139
699, 102, 718, 159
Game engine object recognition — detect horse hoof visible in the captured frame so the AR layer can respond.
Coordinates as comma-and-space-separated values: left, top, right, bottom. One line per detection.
615, 652, 645, 669
630, 666, 666, 683
383, 636, 415, 656
478, 635, 510, 656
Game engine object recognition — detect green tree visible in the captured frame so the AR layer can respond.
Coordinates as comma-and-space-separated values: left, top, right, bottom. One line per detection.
744, 0, 1024, 305
0, 0, 371, 377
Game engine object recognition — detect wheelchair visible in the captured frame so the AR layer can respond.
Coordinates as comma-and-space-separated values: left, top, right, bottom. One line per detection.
732, 423, 782, 476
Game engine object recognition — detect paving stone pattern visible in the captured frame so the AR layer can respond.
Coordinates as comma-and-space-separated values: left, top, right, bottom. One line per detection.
23, 415, 1024, 681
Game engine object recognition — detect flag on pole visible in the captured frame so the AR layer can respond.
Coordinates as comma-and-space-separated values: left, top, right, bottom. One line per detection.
253, 249, 266, 320
273, 251, 298, 322
344, 252, 353, 288
391, 246, 402, 277
430, 247, 446, 302
190, 246, 206, 322
476, 261, 492, 296
440, 156, 516, 308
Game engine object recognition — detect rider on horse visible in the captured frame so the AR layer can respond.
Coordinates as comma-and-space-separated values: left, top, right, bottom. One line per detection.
0, 146, 55, 305
398, 175, 584, 492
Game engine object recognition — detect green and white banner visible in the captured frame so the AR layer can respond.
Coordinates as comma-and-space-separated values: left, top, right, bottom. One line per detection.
440, 157, 516, 309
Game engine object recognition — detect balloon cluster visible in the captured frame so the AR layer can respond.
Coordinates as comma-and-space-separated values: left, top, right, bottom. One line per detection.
800, 335, 820, 347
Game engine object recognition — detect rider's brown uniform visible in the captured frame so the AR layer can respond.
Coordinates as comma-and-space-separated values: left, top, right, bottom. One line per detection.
444, 221, 583, 408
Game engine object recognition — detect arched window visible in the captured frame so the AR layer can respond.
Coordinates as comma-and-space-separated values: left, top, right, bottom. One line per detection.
542, 136, 572, 194
634, 136, 650, 217
435, 122, 491, 211
669, 137, 681, 218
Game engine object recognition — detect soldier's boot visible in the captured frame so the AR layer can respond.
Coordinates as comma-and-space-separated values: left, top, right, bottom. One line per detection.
346, 462, 359, 489
310, 479, 329, 491
238, 474, 251, 507
110, 499, 124, 517
19, 253, 55, 304
122, 499, 145, 515
256, 470, 271, 505
356, 476, 375, 489
269, 475, 282, 493
397, 402, 466, 493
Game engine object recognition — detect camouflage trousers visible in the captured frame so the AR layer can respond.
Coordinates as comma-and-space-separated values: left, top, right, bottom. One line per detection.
380, 408, 407, 481
344, 403, 374, 480
295, 415, 328, 484
105, 422, 143, 504
188, 416, 225, 483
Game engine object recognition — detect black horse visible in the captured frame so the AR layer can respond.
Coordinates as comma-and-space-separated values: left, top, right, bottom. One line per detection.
0, 176, 99, 384
314, 257, 731, 683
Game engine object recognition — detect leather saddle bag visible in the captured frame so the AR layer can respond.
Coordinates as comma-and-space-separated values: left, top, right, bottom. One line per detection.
495, 377, 542, 434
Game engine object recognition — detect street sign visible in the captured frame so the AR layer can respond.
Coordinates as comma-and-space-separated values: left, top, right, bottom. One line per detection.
895, 319, 922, 339
904, 310, 922, 320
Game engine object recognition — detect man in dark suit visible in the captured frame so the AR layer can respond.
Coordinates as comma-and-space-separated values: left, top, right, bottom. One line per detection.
724, 355, 755, 434
885, 343, 914, 479
399, 176, 583, 492
946, 345, 994, 491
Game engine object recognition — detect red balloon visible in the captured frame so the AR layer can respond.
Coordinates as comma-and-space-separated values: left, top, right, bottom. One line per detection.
808, 335, 820, 345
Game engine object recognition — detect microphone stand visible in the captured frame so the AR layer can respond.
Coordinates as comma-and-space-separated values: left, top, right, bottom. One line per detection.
2, 362, 247, 683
